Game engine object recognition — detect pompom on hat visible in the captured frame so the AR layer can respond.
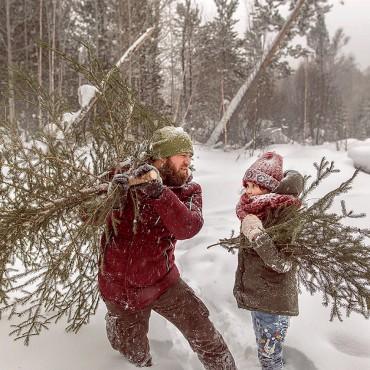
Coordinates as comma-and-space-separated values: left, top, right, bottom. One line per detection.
149, 126, 193, 159
243, 151, 283, 191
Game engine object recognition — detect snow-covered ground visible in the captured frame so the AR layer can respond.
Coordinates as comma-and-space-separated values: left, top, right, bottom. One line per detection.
348, 138, 370, 173
1, 142, 370, 370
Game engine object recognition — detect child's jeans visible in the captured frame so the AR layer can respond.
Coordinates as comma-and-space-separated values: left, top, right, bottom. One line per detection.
251, 310, 290, 370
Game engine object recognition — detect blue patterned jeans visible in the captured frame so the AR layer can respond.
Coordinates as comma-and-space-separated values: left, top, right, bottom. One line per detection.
251, 311, 290, 370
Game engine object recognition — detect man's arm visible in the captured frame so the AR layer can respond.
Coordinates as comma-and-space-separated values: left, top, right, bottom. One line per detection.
148, 184, 203, 240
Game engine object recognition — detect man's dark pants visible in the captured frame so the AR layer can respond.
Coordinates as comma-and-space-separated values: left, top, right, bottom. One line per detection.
104, 279, 237, 369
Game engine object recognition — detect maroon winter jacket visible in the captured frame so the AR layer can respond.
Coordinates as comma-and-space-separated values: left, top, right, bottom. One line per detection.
98, 178, 203, 310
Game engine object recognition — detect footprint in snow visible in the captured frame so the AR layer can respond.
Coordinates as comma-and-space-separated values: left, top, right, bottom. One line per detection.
328, 332, 370, 358
284, 346, 319, 370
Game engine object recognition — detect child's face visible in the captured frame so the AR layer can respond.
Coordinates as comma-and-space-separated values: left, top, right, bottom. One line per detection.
244, 181, 270, 196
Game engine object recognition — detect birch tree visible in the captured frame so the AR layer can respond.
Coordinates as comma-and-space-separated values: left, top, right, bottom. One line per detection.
206, 0, 331, 146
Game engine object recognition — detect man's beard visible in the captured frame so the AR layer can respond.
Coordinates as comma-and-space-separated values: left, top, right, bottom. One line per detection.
158, 160, 189, 187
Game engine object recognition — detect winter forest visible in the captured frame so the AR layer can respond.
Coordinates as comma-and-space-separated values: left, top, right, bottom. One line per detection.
1, 0, 370, 369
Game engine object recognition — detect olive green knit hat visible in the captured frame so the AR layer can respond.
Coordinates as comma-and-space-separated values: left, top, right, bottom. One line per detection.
149, 126, 193, 159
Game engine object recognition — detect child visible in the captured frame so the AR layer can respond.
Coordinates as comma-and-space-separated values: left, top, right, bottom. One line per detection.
234, 151, 303, 370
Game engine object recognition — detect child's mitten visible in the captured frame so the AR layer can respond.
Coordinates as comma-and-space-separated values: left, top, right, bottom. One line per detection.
274, 170, 304, 196
241, 214, 264, 241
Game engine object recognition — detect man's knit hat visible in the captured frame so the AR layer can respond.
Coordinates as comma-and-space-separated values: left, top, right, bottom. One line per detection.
149, 126, 193, 159
243, 151, 283, 191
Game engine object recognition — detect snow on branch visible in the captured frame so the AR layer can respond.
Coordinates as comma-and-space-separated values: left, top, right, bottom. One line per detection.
72, 27, 155, 128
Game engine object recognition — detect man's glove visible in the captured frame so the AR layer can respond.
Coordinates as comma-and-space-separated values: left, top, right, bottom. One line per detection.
131, 164, 164, 199
108, 173, 130, 209
111, 173, 130, 189
241, 214, 264, 241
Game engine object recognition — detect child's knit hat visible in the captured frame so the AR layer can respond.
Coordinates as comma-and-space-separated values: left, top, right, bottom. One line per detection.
149, 126, 193, 159
243, 151, 283, 191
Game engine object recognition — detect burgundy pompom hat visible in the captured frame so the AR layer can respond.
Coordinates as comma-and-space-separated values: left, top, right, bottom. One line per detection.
243, 151, 283, 191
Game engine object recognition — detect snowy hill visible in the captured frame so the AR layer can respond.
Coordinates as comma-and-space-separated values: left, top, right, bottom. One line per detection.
1, 143, 370, 370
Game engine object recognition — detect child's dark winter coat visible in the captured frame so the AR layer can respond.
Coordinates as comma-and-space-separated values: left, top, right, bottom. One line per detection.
234, 172, 302, 316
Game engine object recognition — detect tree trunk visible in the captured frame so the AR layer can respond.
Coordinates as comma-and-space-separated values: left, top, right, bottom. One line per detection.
5, 0, 16, 124
168, 5, 175, 113
206, 0, 306, 146
38, 0, 43, 128
127, 0, 132, 85
24, 0, 29, 67
303, 55, 308, 143
50, 0, 56, 112
94, 0, 99, 58
23, 0, 30, 132
187, 35, 193, 123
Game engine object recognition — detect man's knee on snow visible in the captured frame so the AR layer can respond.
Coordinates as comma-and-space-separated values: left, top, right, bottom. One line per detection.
105, 313, 151, 366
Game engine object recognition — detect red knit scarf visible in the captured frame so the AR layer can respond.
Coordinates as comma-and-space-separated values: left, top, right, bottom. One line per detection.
236, 192, 301, 223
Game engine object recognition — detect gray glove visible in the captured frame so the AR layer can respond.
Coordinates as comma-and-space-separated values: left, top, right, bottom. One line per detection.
131, 164, 164, 199
111, 173, 130, 189
108, 173, 130, 210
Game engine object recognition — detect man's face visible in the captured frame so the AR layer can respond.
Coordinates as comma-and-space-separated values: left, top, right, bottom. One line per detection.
157, 153, 192, 186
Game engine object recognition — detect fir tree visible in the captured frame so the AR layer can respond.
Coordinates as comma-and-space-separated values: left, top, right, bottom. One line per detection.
192, 0, 245, 142
357, 97, 370, 139
172, 0, 201, 126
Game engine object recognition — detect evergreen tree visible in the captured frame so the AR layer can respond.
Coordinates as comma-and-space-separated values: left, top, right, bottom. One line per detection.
237, 0, 293, 147
205, 0, 333, 147
305, 13, 351, 145
357, 97, 370, 139
171, 0, 201, 126
191, 0, 245, 143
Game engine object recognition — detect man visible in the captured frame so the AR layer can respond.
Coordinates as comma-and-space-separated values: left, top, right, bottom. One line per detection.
98, 126, 236, 369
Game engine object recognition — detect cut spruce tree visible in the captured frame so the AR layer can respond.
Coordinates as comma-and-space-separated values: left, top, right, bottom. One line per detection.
209, 158, 370, 321
0, 39, 170, 344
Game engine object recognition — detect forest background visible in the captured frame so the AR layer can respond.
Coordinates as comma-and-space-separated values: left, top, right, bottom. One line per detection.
2, 0, 370, 149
